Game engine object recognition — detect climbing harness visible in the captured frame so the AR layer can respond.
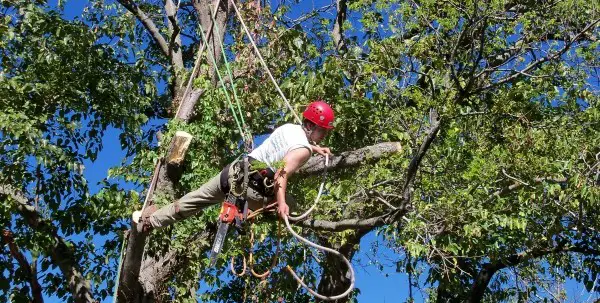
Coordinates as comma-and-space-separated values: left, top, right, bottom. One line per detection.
224, 155, 355, 301
209, 156, 276, 266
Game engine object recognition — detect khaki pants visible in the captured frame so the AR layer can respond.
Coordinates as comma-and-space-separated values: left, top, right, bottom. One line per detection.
149, 162, 294, 228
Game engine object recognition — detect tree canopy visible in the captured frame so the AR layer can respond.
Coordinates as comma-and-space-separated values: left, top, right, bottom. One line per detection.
0, 0, 599, 302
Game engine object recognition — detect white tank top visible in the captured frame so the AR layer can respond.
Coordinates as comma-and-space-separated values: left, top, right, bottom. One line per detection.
248, 124, 312, 169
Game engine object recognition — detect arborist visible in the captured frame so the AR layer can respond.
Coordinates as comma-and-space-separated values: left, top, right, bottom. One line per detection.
133, 100, 335, 234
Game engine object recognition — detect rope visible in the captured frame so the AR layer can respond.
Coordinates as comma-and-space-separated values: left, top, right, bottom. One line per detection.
227, 155, 353, 301
230, 253, 247, 277
175, 0, 221, 119
282, 154, 354, 301
283, 215, 355, 301
228, 0, 302, 124
141, 158, 164, 212
111, 231, 128, 303
288, 154, 329, 222
230, 217, 281, 279
197, 21, 247, 139
208, 5, 247, 130
248, 220, 280, 278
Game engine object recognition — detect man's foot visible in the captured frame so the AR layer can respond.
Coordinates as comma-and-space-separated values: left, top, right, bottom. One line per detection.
132, 205, 157, 234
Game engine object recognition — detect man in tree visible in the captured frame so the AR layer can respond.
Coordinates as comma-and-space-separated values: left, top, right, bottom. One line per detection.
134, 101, 335, 233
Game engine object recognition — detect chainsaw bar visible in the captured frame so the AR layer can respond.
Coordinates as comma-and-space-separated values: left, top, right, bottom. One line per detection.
209, 221, 230, 267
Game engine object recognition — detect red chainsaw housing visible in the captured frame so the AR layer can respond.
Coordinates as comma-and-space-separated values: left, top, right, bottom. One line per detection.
219, 201, 243, 224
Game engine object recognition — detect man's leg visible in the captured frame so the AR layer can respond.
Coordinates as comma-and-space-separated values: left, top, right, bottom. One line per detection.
148, 172, 226, 228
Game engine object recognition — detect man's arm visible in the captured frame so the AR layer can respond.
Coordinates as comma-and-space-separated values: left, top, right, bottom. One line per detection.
274, 147, 312, 218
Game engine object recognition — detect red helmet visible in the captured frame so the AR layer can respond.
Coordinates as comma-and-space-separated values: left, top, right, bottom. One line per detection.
302, 100, 335, 129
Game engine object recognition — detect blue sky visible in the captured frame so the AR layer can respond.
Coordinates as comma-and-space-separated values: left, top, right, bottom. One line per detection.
36, 1, 599, 302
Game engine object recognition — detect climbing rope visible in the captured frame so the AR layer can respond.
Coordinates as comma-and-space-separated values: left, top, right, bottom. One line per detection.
176, 0, 222, 119
228, 0, 302, 124
230, 219, 281, 279
283, 155, 355, 301
208, 6, 247, 129
197, 21, 248, 142
283, 214, 355, 301
207, 5, 254, 149
111, 231, 128, 303
288, 155, 329, 222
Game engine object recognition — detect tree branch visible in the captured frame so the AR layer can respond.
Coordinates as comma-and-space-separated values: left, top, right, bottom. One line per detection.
165, 0, 184, 68
2, 229, 44, 303
402, 110, 441, 204
0, 185, 95, 303
295, 211, 395, 231
116, 0, 170, 58
298, 142, 402, 175
332, 0, 347, 52
477, 18, 600, 92
469, 244, 600, 303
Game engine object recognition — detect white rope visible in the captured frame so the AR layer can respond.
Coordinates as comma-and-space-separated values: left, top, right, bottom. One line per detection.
288, 154, 329, 222
175, 0, 222, 118
228, 0, 302, 124
283, 215, 355, 301
285, 155, 354, 300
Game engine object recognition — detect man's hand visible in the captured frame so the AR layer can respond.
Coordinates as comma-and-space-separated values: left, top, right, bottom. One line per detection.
312, 145, 333, 157
277, 201, 289, 219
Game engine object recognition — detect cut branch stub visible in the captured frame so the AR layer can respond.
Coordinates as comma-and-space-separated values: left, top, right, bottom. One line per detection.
166, 131, 194, 168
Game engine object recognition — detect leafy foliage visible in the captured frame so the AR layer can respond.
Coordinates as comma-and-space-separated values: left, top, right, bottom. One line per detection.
0, 1, 153, 301
1, 0, 599, 302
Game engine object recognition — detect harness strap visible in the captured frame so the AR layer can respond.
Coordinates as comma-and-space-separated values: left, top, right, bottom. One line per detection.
219, 158, 275, 197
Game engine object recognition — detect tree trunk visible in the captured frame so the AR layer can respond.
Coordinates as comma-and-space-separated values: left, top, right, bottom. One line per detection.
117, 132, 195, 303
316, 230, 367, 302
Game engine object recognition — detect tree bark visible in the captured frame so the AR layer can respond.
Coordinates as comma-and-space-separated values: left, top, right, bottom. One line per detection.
118, 131, 194, 302
138, 229, 213, 295
193, 0, 231, 86
298, 142, 402, 175
332, 0, 347, 52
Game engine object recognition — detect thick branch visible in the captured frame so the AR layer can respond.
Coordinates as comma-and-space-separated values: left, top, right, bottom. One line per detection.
138, 229, 212, 295
298, 142, 402, 175
2, 230, 44, 303
295, 213, 389, 232
193, 0, 230, 84
117, 0, 170, 58
165, 0, 184, 68
0, 185, 95, 303
332, 0, 347, 52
